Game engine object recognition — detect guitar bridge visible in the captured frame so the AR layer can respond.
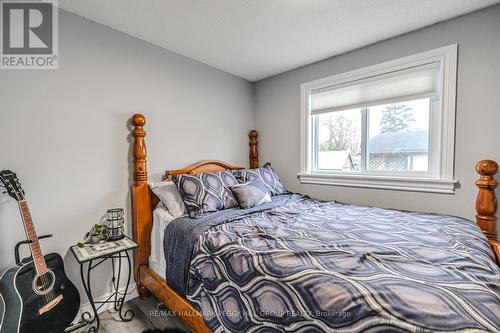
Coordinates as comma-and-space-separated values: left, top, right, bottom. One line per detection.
39, 294, 63, 315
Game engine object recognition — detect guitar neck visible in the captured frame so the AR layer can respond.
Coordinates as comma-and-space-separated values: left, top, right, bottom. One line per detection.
18, 200, 48, 275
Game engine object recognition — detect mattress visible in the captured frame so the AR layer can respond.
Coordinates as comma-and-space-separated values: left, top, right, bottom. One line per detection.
148, 203, 175, 280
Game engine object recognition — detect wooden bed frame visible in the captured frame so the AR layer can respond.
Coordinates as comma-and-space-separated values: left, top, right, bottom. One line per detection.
130, 113, 499, 333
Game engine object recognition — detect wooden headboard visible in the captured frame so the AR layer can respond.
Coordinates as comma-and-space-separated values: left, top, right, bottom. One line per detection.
165, 160, 244, 176
130, 114, 500, 296
475, 160, 499, 260
130, 114, 259, 296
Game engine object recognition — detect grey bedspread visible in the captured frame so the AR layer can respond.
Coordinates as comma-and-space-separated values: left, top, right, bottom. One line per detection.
164, 195, 500, 332
164, 193, 301, 296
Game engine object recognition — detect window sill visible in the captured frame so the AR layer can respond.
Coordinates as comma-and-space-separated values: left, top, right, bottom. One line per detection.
297, 173, 458, 194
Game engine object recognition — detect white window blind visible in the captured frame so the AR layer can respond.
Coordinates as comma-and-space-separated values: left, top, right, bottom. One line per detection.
310, 62, 440, 115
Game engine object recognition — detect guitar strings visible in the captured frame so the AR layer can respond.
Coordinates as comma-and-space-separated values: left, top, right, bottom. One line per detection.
47, 272, 55, 302
39, 273, 47, 303
14, 193, 55, 304
45, 273, 53, 302
41, 271, 49, 303
21, 202, 55, 303
42, 273, 49, 301
39, 269, 54, 303
34, 247, 50, 303
44, 272, 54, 302
46, 271, 54, 302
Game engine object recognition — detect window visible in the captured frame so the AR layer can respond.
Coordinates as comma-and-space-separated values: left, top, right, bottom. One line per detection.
300, 45, 458, 193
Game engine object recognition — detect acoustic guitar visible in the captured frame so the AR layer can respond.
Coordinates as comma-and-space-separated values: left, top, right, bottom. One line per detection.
0, 170, 80, 333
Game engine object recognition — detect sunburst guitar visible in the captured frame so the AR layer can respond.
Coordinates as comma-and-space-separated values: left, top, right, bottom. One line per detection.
0, 170, 80, 333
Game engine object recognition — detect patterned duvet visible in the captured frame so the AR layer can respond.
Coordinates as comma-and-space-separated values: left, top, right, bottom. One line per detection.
169, 195, 500, 332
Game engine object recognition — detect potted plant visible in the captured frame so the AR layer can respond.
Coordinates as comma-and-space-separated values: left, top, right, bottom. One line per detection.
84, 224, 108, 244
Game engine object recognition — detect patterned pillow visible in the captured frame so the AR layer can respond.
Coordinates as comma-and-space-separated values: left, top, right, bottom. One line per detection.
234, 163, 287, 196
172, 171, 239, 218
229, 179, 272, 209
149, 181, 187, 218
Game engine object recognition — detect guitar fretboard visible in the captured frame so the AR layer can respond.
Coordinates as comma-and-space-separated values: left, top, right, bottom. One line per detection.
19, 200, 48, 276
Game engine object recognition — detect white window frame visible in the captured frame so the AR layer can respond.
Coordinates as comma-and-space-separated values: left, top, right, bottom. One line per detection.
299, 45, 458, 194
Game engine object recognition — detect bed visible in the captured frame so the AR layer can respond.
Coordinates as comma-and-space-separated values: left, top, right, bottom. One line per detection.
130, 114, 500, 332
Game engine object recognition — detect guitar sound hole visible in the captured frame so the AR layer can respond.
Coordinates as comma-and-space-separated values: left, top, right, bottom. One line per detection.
32, 270, 56, 295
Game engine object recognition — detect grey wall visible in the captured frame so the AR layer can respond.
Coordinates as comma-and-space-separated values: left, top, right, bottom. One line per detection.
254, 5, 500, 222
0, 10, 254, 305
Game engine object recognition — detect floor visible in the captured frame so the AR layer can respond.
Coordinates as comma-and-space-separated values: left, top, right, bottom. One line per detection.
73, 295, 191, 333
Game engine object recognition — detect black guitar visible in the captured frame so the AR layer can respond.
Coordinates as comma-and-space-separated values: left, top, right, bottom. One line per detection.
0, 170, 80, 333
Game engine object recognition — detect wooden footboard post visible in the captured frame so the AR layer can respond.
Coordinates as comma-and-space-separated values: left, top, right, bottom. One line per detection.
249, 130, 258, 168
131, 114, 152, 299
475, 160, 498, 240
475, 160, 500, 263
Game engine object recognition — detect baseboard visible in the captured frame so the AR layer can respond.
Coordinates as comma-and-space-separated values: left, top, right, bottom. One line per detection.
77, 282, 138, 317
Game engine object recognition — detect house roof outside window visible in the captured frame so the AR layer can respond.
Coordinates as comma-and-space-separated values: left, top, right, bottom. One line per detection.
369, 130, 428, 154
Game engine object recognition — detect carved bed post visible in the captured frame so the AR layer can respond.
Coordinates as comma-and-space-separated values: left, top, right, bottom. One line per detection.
475, 160, 498, 241
249, 130, 258, 169
132, 114, 147, 185
131, 114, 151, 299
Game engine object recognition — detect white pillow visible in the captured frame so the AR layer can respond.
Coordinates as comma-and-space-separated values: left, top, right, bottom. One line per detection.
149, 181, 187, 218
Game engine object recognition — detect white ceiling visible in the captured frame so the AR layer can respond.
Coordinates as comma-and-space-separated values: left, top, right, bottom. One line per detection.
59, 0, 499, 81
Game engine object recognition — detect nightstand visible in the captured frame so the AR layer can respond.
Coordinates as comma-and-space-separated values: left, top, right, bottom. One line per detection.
68, 237, 138, 332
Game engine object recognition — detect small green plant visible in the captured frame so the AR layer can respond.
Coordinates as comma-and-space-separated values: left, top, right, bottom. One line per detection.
85, 224, 108, 239
79, 224, 108, 245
